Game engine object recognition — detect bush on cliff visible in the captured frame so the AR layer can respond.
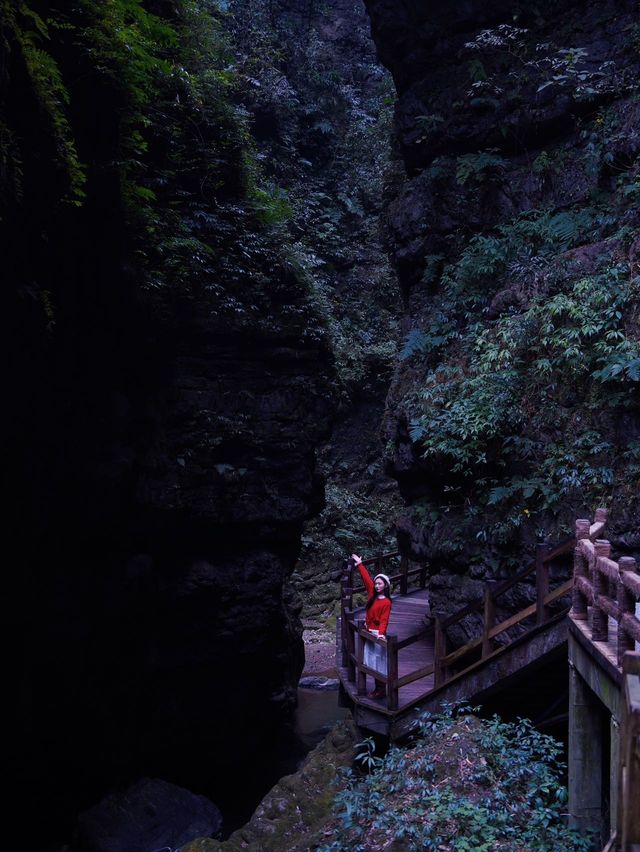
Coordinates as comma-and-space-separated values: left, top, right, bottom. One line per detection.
320, 705, 591, 852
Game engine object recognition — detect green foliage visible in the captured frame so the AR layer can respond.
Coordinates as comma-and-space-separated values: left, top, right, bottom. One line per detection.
319, 705, 591, 851
81, 0, 237, 219
389, 17, 640, 556
455, 149, 507, 185
408, 226, 639, 527
2, 1, 86, 203
464, 23, 621, 106
242, 160, 293, 227
226, 0, 399, 399
294, 479, 402, 617
441, 207, 600, 309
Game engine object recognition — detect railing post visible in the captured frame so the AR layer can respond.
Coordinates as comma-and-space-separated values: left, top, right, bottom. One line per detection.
594, 507, 608, 524
536, 542, 551, 625
419, 562, 427, 588
617, 557, 638, 666
434, 618, 446, 687
341, 604, 352, 668
482, 585, 495, 657
345, 610, 356, 681
348, 558, 355, 610
387, 635, 399, 710
400, 554, 408, 596
592, 539, 610, 641
355, 620, 366, 695
571, 518, 591, 620
340, 558, 351, 667
341, 558, 354, 611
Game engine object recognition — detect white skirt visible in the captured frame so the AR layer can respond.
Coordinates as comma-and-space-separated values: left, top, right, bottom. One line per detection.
363, 631, 387, 675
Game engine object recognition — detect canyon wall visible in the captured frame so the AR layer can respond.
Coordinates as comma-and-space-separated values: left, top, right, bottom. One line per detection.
364, 0, 640, 616
1, 1, 333, 841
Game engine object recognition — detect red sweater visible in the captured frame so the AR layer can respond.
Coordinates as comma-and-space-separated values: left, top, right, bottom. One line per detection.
357, 563, 392, 636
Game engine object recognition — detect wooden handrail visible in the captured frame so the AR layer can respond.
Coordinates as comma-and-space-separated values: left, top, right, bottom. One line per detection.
349, 564, 424, 591
570, 527, 639, 665
439, 512, 606, 635
438, 538, 570, 631
430, 508, 608, 691
339, 508, 610, 711
340, 550, 430, 708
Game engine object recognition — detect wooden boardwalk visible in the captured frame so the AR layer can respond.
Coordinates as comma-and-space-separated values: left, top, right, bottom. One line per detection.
336, 510, 609, 738
338, 589, 434, 715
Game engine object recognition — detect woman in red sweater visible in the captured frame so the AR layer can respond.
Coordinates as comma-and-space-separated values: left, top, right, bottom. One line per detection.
351, 553, 392, 699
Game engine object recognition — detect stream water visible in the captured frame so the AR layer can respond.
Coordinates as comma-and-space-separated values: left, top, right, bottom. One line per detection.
295, 684, 349, 748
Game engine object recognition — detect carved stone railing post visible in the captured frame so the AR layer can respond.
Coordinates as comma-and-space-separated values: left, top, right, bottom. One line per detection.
618, 557, 638, 666
594, 507, 608, 525
571, 518, 591, 620
591, 539, 610, 641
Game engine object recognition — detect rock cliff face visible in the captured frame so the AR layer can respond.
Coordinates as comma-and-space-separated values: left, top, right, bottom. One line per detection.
1, 1, 333, 843
364, 0, 640, 615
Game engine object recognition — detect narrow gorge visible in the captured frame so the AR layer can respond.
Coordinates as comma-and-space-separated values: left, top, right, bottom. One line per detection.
2, 0, 639, 849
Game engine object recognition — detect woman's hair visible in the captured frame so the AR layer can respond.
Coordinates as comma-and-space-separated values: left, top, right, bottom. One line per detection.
365, 577, 391, 611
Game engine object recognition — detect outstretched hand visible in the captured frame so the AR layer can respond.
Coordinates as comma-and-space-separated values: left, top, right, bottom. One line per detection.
351, 553, 362, 565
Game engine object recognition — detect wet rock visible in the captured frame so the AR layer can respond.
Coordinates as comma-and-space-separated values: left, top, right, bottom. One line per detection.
76, 778, 222, 852
298, 676, 340, 690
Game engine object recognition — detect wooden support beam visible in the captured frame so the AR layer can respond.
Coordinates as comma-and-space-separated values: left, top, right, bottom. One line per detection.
387, 635, 399, 710
482, 585, 495, 657
434, 618, 447, 687
356, 619, 366, 694
536, 542, 551, 625
592, 540, 610, 642
619, 652, 640, 851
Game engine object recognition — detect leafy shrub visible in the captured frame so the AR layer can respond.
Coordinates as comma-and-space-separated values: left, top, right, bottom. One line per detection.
405, 188, 639, 530
319, 705, 592, 851
455, 149, 507, 185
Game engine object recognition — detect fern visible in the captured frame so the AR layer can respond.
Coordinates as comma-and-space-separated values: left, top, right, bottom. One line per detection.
593, 355, 640, 383
541, 209, 595, 248
400, 329, 429, 360
4, 2, 86, 204
456, 149, 507, 185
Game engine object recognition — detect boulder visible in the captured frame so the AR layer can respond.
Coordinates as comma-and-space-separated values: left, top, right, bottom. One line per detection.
76, 778, 222, 852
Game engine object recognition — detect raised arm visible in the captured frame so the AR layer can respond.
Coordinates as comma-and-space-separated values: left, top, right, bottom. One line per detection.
351, 553, 373, 596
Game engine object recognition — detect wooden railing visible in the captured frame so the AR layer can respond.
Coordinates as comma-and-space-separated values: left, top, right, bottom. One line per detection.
340, 551, 428, 710
339, 509, 608, 710
616, 651, 640, 851
570, 524, 640, 666
430, 509, 606, 689
340, 550, 427, 611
